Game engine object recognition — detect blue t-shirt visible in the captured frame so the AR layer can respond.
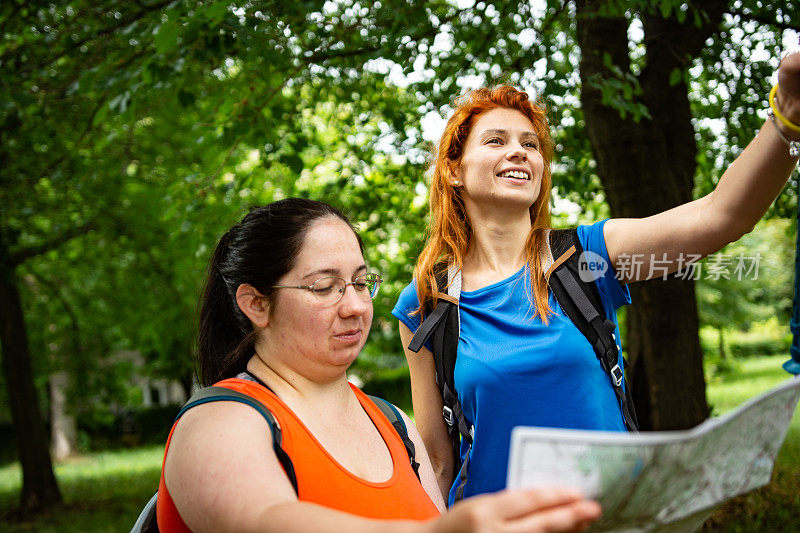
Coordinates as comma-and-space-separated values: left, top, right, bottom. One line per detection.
392, 220, 631, 505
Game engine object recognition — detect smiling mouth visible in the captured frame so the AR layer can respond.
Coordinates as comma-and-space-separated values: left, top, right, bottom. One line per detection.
497, 170, 531, 181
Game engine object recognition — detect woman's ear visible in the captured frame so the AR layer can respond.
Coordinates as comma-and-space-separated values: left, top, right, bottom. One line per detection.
236, 284, 270, 328
447, 159, 463, 186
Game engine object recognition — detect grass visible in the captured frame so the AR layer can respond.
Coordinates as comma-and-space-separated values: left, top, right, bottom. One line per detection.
700, 355, 800, 532
0, 356, 798, 531
0, 446, 163, 532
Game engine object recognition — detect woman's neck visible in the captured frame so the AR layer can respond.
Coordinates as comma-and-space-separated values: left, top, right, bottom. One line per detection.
245, 352, 353, 414
462, 205, 532, 288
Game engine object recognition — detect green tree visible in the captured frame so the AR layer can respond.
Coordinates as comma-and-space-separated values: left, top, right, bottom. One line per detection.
1, 0, 435, 509
571, 0, 796, 429
3, 0, 798, 511
697, 218, 794, 359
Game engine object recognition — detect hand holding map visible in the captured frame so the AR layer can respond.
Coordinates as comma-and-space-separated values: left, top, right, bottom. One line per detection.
507, 378, 800, 532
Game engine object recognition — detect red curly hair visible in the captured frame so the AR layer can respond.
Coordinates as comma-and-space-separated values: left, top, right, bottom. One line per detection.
414, 86, 555, 321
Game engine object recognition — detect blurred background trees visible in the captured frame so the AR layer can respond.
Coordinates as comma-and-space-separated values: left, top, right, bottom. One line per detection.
1, 0, 797, 511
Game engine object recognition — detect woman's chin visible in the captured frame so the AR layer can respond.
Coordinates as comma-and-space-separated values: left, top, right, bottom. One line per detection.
328, 347, 363, 371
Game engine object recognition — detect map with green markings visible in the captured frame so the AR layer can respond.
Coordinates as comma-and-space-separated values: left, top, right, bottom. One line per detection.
507, 377, 800, 532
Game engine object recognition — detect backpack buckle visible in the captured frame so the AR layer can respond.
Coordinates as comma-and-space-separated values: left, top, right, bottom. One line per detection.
610, 364, 623, 387
442, 405, 456, 427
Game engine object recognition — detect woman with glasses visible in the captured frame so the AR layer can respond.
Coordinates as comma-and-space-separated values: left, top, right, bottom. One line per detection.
156, 198, 601, 532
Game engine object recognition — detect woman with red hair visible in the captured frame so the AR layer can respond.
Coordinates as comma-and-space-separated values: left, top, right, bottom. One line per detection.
394, 55, 800, 506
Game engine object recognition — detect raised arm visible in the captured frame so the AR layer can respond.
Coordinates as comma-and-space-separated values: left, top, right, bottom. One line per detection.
399, 322, 457, 503
604, 53, 800, 283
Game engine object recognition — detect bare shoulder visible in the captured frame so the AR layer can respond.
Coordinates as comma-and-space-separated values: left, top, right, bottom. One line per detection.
164, 400, 297, 531
169, 399, 273, 450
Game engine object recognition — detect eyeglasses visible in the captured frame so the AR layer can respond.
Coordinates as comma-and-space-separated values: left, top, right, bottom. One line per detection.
271, 273, 382, 305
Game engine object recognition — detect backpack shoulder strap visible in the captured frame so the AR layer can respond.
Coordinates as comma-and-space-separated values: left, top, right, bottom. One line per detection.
131, 386, 301, 532
406, 263, 473, 504
366, 395, 421, 480
178, 386, 299, 491
408, 266, 456, 351
546, 228, 605, 313
546, 228, 639, 431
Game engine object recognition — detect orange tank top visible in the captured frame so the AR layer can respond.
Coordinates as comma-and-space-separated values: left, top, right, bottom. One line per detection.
157, 379, 439, 531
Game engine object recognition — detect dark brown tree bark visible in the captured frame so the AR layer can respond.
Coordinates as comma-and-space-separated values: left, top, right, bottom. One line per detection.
0, 209, 92, 510
575, 0, 727, 430
0, 255, 62, 510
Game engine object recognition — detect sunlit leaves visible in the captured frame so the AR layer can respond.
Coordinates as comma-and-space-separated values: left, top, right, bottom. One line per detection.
4, 0, 799, 414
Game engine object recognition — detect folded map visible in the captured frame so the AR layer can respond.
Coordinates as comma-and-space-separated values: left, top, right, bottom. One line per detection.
507, 377, 800, 532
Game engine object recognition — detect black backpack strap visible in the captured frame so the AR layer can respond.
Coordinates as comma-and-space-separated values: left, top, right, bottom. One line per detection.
407, 264, 474, 504
367, 395, 421, 480
176, 386, 299, 491
547, 229, 639, 431
131, 386, 299, 532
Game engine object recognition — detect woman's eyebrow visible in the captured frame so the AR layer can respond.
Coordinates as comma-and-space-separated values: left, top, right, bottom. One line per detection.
480, 129, 538, 138
481, 128, 508, 137
301, 264, 367, 280
301, 268, 340, 280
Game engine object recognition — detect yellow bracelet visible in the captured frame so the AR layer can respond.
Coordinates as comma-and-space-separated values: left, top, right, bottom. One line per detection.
769, 84, 800, 134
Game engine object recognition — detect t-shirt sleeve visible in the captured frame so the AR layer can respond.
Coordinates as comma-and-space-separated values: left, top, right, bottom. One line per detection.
576, 219, 631, 310
392, 280, 424, 334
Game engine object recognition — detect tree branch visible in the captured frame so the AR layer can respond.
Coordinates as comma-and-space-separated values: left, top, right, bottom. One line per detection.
9, 220, 96, 267
6, 0, 174, 76
24, 270, 82, 358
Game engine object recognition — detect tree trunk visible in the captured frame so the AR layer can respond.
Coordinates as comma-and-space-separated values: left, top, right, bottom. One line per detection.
627, 280, 708, 429
50, 372, 78, 460
718, 327, 726, 360
575, 0, 727, 430
0, 260, 62, 510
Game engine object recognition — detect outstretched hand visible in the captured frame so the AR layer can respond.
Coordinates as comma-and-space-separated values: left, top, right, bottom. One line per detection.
430, 488, 601, 533
777, 52, 800, 130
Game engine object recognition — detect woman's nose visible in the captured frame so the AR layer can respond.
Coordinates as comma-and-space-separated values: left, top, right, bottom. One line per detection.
506, 144, 527, 161
338, 285, 370, 317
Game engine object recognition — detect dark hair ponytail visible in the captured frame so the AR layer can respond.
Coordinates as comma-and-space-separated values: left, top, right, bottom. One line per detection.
196, 232, 256, 386
196, 198, 359, 386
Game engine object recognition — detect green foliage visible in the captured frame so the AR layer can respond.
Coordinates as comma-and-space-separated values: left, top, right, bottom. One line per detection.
585, 53, 651, 122
358, 365, 413, 413
697, 219, 794, 360
0, 0, 438, 422
729, 333, 792, 359
2, 2, 799, 513
75, 405, 179, 452
691, 6, 798, 215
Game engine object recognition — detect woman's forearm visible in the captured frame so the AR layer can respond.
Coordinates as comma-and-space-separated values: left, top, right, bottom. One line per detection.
706, 113, 799, 241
